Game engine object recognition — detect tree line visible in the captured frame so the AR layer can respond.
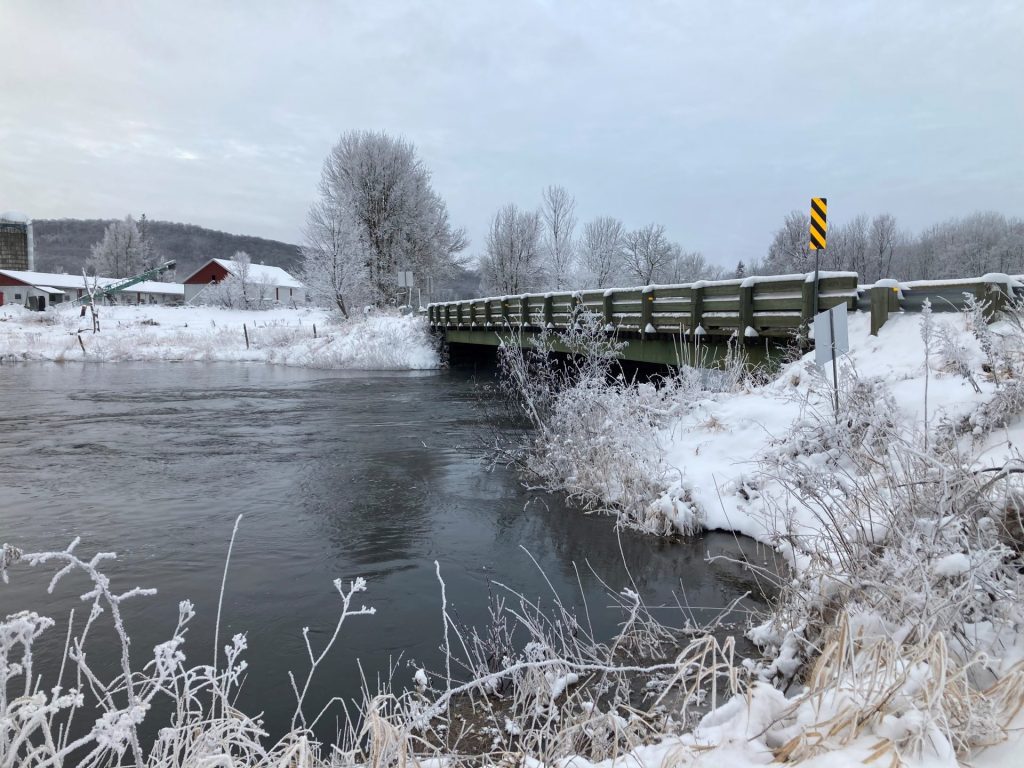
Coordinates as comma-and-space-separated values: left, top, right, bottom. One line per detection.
755, 210, 1024, 283
299, 130, 728, 312
33, 218, 302, 278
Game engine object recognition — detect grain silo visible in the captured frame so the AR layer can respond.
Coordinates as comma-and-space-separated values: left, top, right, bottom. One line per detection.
0, 212, 34, 271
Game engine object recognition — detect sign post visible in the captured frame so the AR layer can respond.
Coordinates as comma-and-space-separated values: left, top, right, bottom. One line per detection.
396, 271, 415, 308
809, 197, 828, 316
813, 301, 848, 419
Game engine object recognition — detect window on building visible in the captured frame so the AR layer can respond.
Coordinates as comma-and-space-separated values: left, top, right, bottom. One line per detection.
14, 293, 21, 300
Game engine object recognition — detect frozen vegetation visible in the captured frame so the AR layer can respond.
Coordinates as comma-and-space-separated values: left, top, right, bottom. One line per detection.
4, 296, 1024, 767
0, 303, 440, 370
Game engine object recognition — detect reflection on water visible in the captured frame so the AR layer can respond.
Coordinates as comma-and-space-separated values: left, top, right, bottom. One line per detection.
0, 362, 773, 743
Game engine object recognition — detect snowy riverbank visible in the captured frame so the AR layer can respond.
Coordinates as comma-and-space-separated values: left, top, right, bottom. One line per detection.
0, 304, 441, 370
496, 304, 1024, 767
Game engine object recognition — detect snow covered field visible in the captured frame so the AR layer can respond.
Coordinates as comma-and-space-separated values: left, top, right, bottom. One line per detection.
0, 303, 440, 370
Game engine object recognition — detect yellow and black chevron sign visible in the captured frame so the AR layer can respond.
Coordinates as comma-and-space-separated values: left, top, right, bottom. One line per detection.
809, 197, 828, 250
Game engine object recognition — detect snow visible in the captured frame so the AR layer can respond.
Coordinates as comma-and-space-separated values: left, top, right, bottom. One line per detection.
0, 304, 440, 370
0, 210, 30, 223
0, 269, 184, 296
932, 553, 971, 577
212, 258, 303, 287
653, 312, 995, 544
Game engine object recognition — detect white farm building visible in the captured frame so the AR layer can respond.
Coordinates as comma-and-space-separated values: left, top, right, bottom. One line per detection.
0, 269, 184, 310
182, 258, 305, 305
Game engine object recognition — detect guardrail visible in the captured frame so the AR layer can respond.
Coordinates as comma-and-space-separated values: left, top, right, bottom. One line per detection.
428, 272, 859, 339
428, 272, 1022, 346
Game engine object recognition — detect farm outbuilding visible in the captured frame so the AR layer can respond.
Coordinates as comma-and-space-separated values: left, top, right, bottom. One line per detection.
182, 258, 305, 305
0, 212, 34, 271
0, 269, 184, 309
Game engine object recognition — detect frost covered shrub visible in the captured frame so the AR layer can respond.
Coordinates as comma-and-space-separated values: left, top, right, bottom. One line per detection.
747, 349, 1024, 761
496, 308, 748, 535
0, 534, 376, 768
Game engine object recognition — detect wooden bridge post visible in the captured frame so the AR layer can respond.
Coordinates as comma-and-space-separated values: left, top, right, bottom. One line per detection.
444, 304, 451, 327
468, 301, 477, 327
602, 291, 614, 329
641, 286, 655, 337
484, 301, 492, 327
739, 282, 755, 340
456, 302, 465, 327
689, 284, 704, 336
543, 294, 554, 328
501, 299, 509, 326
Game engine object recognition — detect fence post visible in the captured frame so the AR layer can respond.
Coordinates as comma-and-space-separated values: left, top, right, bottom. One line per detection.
870, 285, 890, 335
543, 294, 554, 328
484, 301, 492, 327
641, 286, 655, 337
603, 290, 614, 329
689, 284, 704, 336
468, 301, 477, 327
739, 281, 754, 341
501, 299, 509, 326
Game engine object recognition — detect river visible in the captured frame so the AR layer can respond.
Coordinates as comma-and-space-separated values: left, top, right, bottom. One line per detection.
0, 362, 769, 745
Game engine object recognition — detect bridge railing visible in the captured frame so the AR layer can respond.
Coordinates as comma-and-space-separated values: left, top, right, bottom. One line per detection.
428, 272, 860, 339
428, 272, 1024, 340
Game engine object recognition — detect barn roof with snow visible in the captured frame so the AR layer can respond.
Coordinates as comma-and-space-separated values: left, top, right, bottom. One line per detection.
182, 258, 302, 288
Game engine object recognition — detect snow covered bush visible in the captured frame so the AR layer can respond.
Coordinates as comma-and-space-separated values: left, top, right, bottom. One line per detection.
0, 533, 378, 768
496, 308, 755, 535
743, 312, 1024, 762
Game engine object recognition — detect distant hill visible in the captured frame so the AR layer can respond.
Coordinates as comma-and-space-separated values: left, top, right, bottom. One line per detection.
31, 219, 302, 278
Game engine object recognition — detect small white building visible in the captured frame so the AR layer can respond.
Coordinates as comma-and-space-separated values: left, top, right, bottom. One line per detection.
0, 269, 184, 310
182, 258, 305, 306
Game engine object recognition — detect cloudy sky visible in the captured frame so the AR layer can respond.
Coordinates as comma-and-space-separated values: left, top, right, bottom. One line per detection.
2, 1, 1021, 266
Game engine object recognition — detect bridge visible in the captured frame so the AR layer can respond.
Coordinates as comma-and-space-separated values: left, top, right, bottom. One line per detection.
427, 272, 1019, 367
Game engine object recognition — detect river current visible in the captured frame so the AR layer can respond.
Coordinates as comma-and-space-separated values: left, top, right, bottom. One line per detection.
0, 362, 768, 742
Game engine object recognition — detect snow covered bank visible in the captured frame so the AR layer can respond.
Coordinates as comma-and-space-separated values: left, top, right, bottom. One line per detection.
654, 311, 996, 542
495, 303, 1024, 767
0, 304, 440, 370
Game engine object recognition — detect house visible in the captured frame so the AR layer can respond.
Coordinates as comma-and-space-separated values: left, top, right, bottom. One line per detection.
0, 269, 184, 309
181, 258, 305, 305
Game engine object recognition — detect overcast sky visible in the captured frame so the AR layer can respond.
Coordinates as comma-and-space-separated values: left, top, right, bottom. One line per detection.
2, 1, 1021, 267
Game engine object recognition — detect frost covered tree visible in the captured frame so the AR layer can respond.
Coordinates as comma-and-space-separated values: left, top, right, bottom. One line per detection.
300, 199, 368, 317
623, 224, 678, 284
578, 216, 626, 288
869, 213, 900, 282
663, 250, 721, 283
309, 130, 467, 306
540, 185, 577, 290
764, 210, 813, 274
734, 260, 746, 278
480, 203, 543, 295
88, 215, 149, 277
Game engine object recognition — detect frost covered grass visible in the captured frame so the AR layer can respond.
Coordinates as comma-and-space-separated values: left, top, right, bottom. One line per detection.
494, 308, 755, 535
0, 304, 440, 370
1, 527, 752, 768
492, 296, 1024, 765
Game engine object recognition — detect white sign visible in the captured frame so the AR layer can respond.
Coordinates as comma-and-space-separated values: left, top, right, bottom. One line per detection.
813, 302, 849, 367
396, 271, 414, 288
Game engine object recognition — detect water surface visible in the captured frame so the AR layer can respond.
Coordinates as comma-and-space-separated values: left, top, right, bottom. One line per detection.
0, 362, 769, 742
